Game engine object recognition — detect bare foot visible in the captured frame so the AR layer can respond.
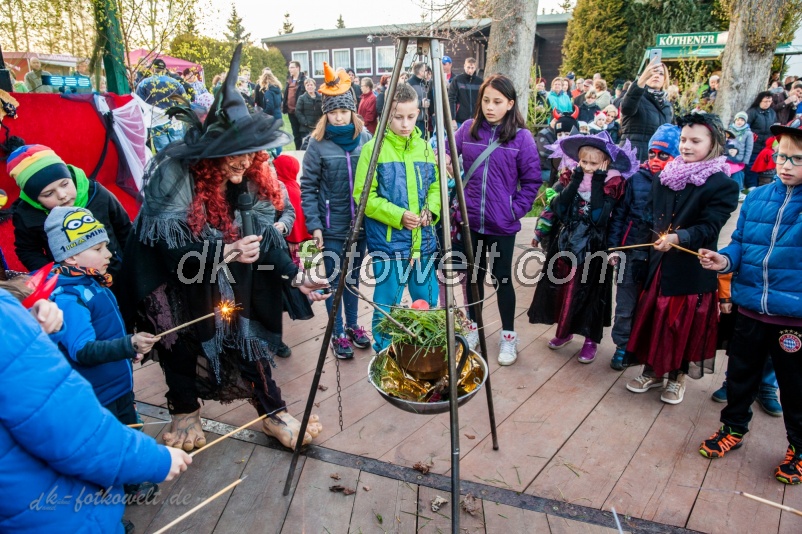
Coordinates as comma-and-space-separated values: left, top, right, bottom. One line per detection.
162, 410, 207, 452
263, 411, 322, 449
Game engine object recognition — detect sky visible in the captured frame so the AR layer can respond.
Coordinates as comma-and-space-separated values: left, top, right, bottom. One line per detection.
203, 0, 567, 42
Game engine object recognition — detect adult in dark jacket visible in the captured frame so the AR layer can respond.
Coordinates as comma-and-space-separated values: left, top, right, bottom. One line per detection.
408, 63, 433, 135
282, 61, 307, 149
0, 289, 190, 534
295, 78, 323, 137
577, 91, 601, 123
619, 61, 673, 161
254, 68, 283, 121
771, 81, 801, 126
448, 58, 483, 128
375, 74, 390, 119
745, 91, 778, 189
9, 146, 131, 287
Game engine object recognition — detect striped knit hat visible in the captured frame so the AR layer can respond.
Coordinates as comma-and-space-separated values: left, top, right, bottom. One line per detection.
7, 145, 71, 200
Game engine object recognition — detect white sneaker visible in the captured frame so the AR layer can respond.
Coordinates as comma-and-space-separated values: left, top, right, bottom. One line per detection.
465, 322, 479, 350
738, 192, 746, 202
498, 330, 518, 366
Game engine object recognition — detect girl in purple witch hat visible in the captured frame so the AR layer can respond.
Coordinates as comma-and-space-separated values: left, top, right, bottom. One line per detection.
528, 130, 638, 364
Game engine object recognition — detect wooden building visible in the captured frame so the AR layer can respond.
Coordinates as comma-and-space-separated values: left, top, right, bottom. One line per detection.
261, 14, 570, 84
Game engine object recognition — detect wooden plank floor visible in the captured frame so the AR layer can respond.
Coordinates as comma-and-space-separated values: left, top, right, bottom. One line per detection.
132, 215, 801, 534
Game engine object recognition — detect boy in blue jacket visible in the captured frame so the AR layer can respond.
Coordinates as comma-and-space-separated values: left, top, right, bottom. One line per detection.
45, 206, 161, 499
0, 289, 191, 533
607, 124, 679, 369
353, 82, 440, 352
699, 122, 802, 485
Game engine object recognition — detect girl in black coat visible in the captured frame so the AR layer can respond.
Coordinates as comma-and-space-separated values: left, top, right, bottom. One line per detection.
624, 114, 739, 405
619, 61, 674, 162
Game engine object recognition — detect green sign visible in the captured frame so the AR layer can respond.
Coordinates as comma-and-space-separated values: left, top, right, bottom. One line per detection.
655, 32, 725, 48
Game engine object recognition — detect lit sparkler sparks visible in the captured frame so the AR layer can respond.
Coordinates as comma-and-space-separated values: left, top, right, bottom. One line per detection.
154, 301, 241, 339
651, 227, 703, 257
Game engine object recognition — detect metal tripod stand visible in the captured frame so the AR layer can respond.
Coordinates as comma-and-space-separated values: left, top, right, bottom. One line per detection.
283, 36, 499, 534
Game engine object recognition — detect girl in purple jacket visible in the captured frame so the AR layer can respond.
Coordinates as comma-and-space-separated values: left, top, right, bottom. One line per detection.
448, 75, 541, 366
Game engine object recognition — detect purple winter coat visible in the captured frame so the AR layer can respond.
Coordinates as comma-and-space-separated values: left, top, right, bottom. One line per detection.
451, 119, 541, 235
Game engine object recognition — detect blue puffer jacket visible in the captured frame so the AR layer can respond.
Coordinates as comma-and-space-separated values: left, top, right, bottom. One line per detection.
51, 274, 134, 406
0, 290, 171, 533
720, 178, 802, 318
353, 127, 440, 258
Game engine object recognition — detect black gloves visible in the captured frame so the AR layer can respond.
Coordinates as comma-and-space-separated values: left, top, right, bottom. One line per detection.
592, 169, 608, 182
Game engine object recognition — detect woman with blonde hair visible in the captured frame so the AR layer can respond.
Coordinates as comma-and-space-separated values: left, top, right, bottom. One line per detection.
594, 79, 612, 109
255, 68, 283, 120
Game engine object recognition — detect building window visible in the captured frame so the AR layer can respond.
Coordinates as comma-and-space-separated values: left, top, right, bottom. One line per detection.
311, 50, 329, 78
375, 46, 395, 75
332, 48, 351, 70
354, 47, 373, 76
290, 51, 309, 77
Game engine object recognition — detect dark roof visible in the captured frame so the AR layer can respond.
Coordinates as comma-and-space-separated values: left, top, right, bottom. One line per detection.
261, 14, 571, 44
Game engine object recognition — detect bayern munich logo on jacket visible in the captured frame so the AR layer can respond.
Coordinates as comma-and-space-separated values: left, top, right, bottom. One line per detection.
779, 331, 802, 353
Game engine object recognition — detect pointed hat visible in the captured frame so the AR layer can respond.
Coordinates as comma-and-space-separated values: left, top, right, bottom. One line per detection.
159, 43, 291, 161
319, 62, 352, 96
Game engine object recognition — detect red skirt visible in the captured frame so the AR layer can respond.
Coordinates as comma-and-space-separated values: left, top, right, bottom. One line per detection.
626, 267, 718, 378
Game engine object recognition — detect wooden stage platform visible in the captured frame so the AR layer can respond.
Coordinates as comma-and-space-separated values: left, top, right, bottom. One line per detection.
128, 216, 801, 534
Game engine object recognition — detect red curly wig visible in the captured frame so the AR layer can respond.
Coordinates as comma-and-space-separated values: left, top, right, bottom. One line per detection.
187, 151, 285, 242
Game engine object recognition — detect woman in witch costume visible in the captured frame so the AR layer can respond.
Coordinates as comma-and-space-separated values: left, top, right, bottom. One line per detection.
528, 131, 638, 364
623, 113, 738, 405
121, 45, 329, 452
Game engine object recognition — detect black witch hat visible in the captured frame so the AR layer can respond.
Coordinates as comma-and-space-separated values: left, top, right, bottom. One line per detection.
157, 43, 291, 162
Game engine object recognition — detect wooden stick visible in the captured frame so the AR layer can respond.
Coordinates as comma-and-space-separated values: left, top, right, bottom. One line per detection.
188, 414, 268, 457
739, 491, 802, 517
669, 242, 703, 258
608, 243, 655, 252
154, 312, 215, 339
352, 287, 418, 339
151, 476, 246, 534
127, 421, 171, 428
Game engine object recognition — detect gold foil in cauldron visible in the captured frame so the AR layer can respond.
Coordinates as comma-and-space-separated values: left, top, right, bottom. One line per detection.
375, 348, 484, 403
378, 352, 430, 401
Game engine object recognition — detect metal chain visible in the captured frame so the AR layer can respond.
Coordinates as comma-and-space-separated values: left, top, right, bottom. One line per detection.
335, 356, 343, 431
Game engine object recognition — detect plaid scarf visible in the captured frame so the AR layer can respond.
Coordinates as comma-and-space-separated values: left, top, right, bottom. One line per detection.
55, 264, 113, 287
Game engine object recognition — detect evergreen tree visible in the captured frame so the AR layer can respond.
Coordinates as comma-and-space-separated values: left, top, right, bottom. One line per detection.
558, 0, 574, 11
562, 0, 628, 80
224, 5, 251, 43
183, 10, 198, 36
280, 12, 294, 34
336, 14, 345, 28
621, 0, 721, 78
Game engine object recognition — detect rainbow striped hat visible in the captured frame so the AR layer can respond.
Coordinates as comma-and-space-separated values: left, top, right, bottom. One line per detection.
7, 145, 70, 199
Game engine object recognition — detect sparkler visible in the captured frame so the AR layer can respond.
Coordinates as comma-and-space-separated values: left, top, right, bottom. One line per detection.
607, 243, 655, 252
151, 476, 247, 534
651, 227, 703, 258
154, 301, 240, 339
126, 421, 172, 428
